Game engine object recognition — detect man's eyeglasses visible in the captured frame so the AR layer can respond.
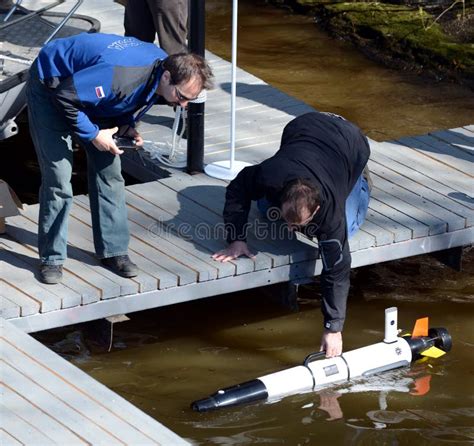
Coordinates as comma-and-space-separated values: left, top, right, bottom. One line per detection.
174, 85, 198, 103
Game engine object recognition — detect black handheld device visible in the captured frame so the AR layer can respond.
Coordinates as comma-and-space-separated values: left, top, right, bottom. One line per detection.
113, 135, 138, 150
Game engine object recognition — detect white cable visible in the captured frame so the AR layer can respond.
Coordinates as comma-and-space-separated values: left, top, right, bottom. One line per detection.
141, 106, 187, 168
0, 54, 32, 65
141, 90, 207, 168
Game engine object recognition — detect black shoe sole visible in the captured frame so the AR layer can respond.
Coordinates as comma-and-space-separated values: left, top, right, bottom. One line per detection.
117, 270, 138, 278
101, 264, 138, 278
39, 275, 63, 285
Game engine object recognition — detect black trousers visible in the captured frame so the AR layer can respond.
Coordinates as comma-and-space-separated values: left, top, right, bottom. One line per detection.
124, 0, 188, 55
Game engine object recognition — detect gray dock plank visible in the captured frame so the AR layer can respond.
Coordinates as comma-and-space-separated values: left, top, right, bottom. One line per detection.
0, 296, 20, 319
0, 282, 39, 317
369, 160, 466, 231
0, 428, 23, 446
20, 205, 144, 296
356, 220, 393, 246
71, 199, 199, 285
71, 204, 170, 286
1, 254, 65, 313
398, 135, 473, 175
72, 199, 179, 289
156, 172, 317, 265
127, 211, 216, 281
2, 340, 159, 445
1, 318, 189, 445
204, 122, 284, 148
204, 129, 284, 155
375, 140, 473, 197
0, 405, 56, 445
1, 242, 85, 314
128, 181, 277, 271
368, 195, 429, 238
1, 360, 123, 445
370, 149, 474, 219
123, 192, 237, 279
71, 198, 215, 282
5, 215, 123, 300
371, 185, 446, 236
1, 237, 100, 305
365, 209, 413, 243
452, 126, 474, 140
63, 213, 156, 294
153, 175, 292, 267
206, 137, 283, 160
429, 129, 474, 155
2, 385, 86, 445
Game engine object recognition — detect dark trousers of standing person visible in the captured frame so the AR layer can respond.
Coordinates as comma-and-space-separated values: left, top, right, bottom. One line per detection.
26, 62, 130, 266
124, 0, 188, 55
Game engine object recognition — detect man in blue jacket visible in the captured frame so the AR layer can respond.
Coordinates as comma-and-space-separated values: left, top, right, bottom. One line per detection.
212, 112, 371, 358
27, 32, 214, 284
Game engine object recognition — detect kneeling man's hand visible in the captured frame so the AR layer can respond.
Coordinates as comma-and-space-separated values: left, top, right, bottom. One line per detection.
320, 330, 343, 358
212, 241, 256, 262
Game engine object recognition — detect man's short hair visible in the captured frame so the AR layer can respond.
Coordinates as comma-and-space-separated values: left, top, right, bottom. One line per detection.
280, 178, 321, 223
163, 53, 214, 90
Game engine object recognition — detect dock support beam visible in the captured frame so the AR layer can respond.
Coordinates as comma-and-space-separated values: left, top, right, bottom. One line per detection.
187, 0, 206, 174
432, 246, 465, 272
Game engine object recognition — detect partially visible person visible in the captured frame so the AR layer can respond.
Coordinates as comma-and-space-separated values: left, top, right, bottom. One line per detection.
27, 32, 213, 284
212, 112, 371, 358
124, 0, 188, 55
0, 0, 13, 9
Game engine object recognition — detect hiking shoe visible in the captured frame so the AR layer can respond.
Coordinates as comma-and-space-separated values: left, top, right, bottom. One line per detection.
39, 264, 63, 284
101, 255, 138, 278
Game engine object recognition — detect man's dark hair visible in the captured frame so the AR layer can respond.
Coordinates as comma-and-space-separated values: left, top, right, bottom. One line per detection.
163, 53, 214, 90
280, 178, 321, 223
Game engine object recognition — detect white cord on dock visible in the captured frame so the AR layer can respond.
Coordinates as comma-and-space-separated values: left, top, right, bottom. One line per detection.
141, 91, 207, 168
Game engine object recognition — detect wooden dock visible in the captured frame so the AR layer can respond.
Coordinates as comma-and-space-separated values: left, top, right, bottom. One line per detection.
0, 317, 190, 445
1, 121, 473, 332
1, 1, 473, 444
0, 33, 473, 332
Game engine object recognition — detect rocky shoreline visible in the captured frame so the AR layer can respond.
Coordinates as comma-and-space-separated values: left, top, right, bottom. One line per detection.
271, 0, 474, 88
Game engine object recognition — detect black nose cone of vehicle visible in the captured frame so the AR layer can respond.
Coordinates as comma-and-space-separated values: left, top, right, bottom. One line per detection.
191, 396, 219, 412
191, 379, 268, 412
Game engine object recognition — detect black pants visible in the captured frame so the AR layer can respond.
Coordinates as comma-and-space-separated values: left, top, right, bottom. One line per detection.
124, 0, 188, 55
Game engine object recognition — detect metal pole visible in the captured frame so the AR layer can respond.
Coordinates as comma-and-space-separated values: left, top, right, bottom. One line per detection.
230, 0, 238, 171
187, 0, 205, 174
203, 0, 251, 181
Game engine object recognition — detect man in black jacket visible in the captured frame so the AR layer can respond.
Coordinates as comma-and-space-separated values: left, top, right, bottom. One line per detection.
212, 111, 371, 358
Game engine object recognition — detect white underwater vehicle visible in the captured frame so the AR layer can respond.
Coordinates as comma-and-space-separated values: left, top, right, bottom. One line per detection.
192, 307, 452, 412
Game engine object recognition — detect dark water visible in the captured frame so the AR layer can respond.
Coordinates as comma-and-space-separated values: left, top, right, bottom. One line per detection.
43, 252, 474, 445
23, 0, 474, 444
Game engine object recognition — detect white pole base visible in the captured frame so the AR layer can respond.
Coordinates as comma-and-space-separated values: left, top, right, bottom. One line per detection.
204, 160, 252, 181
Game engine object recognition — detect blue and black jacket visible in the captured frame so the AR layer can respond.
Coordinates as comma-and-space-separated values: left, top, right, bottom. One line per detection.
224, 112, 371, 333
34, 33, 168, 141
